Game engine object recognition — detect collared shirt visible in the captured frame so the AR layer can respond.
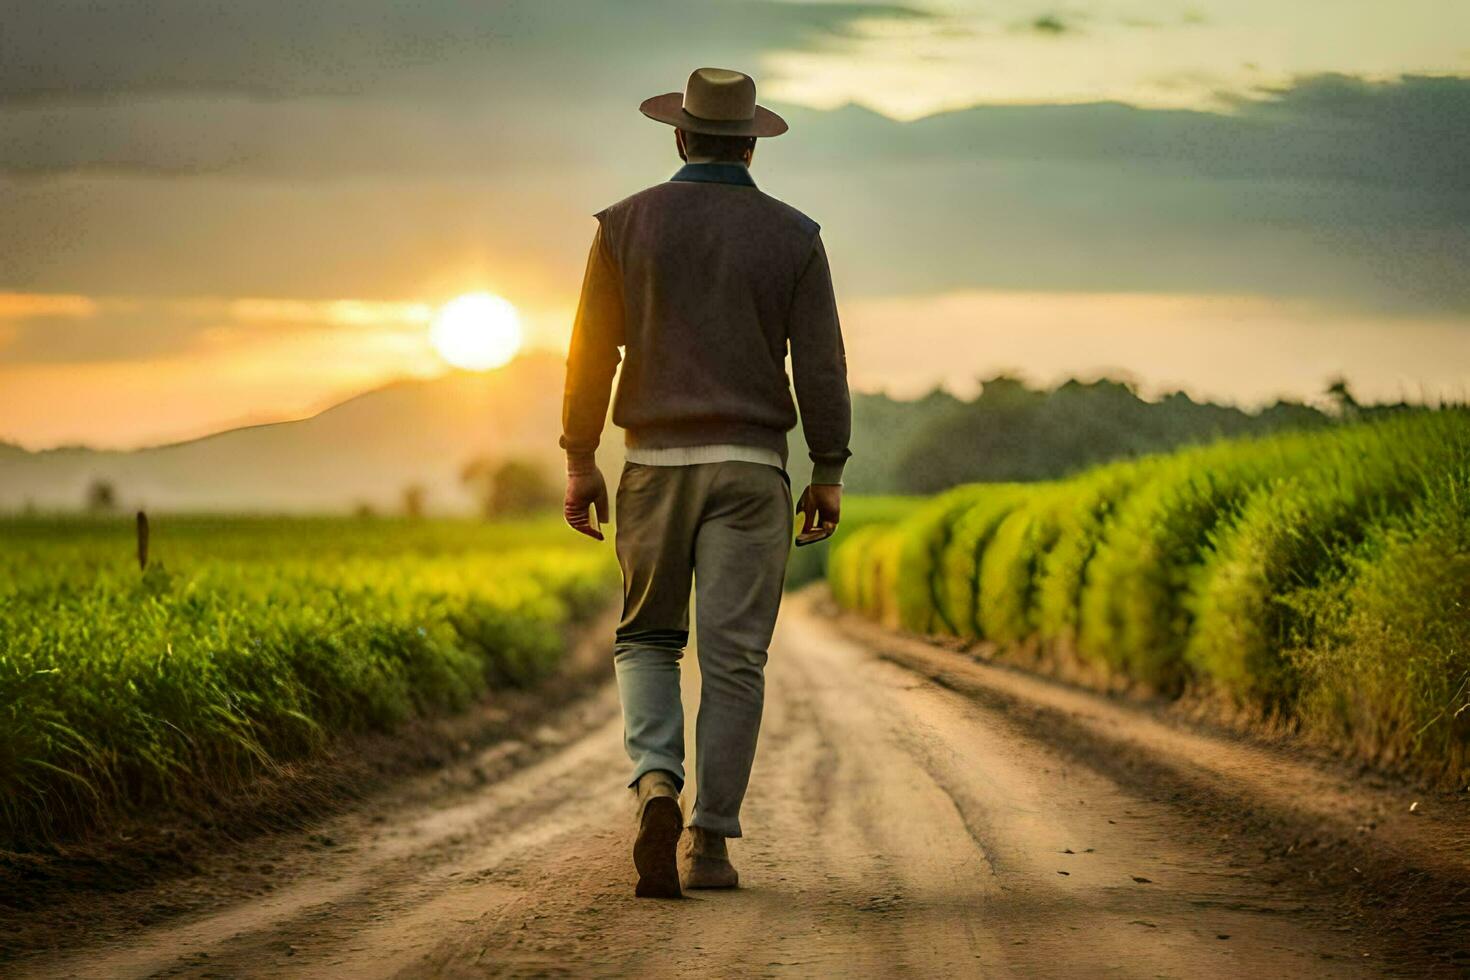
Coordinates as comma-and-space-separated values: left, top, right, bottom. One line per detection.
667, 161, 757, 188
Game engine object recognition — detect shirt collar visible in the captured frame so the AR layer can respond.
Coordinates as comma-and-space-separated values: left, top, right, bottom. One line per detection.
669, 162, 757, 188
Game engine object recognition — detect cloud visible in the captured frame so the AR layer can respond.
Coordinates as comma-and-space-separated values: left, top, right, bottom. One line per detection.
0, 292, 97, 318
0, 1, 927, 104
0, 295, 434, 364
0, 307, 205, 364
1, 73, 1466, 315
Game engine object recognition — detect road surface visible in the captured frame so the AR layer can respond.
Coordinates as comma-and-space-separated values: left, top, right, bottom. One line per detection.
19, 591, 1455, 978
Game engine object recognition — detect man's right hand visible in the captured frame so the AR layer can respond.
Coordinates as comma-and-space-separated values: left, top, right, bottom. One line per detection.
796, 483, 842, 545
564, 468, 610, 541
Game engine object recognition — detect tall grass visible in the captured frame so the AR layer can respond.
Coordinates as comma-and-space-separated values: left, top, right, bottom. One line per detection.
1075, 436, 1317, 690
1289, 469, 1470, 776
0, 516, 618, 846
977, 488, 1067, 645
827, 410, 1470, 785
1033, 461, 1146, 645
894, 486, 995, 634
1185, 413, 1469, 706
937, 487, 1024, 637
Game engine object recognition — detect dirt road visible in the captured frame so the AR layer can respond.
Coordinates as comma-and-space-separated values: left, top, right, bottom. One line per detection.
15, 592, 1463, 978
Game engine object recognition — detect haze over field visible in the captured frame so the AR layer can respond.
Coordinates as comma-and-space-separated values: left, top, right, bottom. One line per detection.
1, 1, 1467, 457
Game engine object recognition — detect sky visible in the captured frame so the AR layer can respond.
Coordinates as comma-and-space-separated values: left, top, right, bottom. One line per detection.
1, 0, 1467, 449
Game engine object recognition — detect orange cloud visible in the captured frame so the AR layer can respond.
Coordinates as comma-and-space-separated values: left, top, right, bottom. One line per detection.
0, 292, 98, 319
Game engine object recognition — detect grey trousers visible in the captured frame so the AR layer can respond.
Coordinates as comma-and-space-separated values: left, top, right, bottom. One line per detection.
612, 460, 793, 838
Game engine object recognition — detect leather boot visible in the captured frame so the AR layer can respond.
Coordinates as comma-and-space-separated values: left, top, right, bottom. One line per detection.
632, 770, 683, 898
680, 826, 739, 889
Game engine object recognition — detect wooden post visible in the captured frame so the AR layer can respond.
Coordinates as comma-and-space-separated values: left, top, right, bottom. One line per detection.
136, 510, 149, 571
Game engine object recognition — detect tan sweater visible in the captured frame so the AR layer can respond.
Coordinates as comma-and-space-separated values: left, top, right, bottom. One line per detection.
559, 162, 852, 485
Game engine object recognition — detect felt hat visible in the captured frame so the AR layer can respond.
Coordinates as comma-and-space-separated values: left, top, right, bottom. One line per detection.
639, 67, 788, 138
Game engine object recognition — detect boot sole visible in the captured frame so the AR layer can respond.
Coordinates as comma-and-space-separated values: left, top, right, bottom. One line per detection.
633, 796, 683, 899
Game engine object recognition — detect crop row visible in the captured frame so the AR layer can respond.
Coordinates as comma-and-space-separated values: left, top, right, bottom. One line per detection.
829, 411, 1470, 785
0, 517, 619, 846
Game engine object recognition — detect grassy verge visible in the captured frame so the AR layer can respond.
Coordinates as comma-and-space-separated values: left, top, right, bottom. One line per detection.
828, 410, 1470, 786
0, 516, 618, 848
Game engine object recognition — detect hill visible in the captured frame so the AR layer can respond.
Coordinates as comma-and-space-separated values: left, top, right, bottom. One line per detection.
0, 352, 589, 514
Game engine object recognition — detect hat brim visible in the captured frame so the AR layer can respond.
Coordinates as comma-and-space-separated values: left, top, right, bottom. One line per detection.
639, 92, 788, 137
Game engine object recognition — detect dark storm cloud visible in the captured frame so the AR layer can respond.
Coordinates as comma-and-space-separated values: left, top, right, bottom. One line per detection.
5, 71, 1465, 193
0, 0, 1465, 318
0, 74, 1466, 315
0, 1, 926, 104
779, 74, 1470, 190
0, 0, 928, 179
770, 74, 1469, 311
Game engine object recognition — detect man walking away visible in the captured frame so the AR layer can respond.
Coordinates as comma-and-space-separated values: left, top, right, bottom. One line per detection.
559, 67, 851, 898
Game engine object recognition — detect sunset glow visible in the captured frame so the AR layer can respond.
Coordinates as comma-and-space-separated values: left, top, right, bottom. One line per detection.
2, 3, 1466, 451
429, 293, 523, 371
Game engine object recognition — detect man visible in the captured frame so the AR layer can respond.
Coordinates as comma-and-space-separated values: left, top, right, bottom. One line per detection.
559, 67, 850, 898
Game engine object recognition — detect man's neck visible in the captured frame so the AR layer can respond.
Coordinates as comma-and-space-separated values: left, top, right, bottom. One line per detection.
682, 156, 748, 167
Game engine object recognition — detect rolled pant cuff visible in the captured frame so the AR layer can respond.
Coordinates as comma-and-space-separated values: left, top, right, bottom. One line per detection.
689, 809, 742, 838
628, 758, 686, 793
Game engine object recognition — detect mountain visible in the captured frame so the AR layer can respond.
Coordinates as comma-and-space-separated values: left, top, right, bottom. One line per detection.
0, 352, 595, 514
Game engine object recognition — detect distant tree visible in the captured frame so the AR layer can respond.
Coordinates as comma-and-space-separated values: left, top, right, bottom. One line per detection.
1258, 399, 1333, 433
491, 460, 558, 516
85, 479, 117, 513
353, 501, 378, 519
461, 457, 558, 518
1326, 376, 1360, 417
402, 483, 427, 519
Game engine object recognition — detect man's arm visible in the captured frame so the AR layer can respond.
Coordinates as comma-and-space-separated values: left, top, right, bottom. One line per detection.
789, 232, 852, 485
788, 232, 851, 537
559, 220, 624, 539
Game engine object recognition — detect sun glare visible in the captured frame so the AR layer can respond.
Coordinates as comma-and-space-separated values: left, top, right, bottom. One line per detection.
430, 292, 523, 371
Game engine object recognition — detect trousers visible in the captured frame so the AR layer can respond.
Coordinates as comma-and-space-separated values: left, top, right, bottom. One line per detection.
611, 460, 792, 837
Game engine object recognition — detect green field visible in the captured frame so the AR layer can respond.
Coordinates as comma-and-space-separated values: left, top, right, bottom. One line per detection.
0, 516, 618, 847
828, 410, 1470, 786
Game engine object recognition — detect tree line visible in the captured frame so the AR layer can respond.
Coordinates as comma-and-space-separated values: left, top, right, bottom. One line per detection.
806, 375, 1411, 495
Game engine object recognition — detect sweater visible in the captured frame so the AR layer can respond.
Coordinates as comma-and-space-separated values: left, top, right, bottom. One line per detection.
559, 162, 852, 485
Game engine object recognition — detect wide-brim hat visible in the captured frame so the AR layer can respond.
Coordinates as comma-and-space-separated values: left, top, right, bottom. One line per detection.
640, 67, 788, 138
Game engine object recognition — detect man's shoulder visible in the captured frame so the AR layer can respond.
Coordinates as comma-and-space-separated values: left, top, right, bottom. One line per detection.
595, 182, 820, 237
594, 182, 668, 221
753, 190, 821, 237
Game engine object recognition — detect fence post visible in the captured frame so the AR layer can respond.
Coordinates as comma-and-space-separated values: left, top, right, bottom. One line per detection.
136, 510, 149, 571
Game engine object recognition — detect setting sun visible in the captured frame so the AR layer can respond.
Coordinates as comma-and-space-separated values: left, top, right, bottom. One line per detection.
430, 292, 523, 371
